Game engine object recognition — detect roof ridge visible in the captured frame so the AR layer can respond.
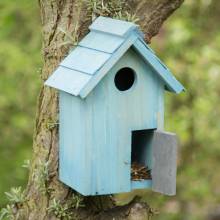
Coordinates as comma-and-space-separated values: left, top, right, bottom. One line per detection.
89, 16, 143, 38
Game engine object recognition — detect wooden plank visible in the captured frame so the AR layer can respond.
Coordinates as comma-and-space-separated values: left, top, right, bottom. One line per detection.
79, 34, 138, 98
131, 180, 152, 190
81, 48, 163, 195
60, 46, 111, 75
87, 74, 132, 194
152, 130, 177, 196
59, 92, 92, 195
89, 16, 137, 37
59, 47, 166, 195
45, 66, 91, 96
79, 31, 124, 54
133, 39, 185, 94
157, 84, 164, 129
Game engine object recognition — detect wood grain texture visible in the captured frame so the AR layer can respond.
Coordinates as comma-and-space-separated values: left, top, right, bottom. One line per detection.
59, 48, 164, 195
131, 180, 152, 190
133, 40, 185, 93
79, 31, 124, 53
45, 17, 184, 97
60, 46, 111, 75
152, 130, 178, 196
89, 16, 137, 37
79, 33, 138, 98
45, 66, 91, 96
16, 0, 184, 219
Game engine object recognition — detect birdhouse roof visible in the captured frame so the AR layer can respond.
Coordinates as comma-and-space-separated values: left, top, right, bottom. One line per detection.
45, 16, 185, 98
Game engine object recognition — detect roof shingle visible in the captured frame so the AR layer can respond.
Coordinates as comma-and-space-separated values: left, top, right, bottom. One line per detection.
45, 16, 185, 98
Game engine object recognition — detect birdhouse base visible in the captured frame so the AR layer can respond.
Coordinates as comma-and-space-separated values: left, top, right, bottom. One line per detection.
131, 180, 152, 190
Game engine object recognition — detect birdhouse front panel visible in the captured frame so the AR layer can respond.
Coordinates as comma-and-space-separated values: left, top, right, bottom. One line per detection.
45, 16, 185, 196
59, 48, 165, 195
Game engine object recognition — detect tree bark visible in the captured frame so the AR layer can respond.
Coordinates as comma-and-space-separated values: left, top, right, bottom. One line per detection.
16, 0, 184, 219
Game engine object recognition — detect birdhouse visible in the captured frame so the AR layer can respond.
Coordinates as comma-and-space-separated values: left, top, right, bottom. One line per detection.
45, 17, 184, 196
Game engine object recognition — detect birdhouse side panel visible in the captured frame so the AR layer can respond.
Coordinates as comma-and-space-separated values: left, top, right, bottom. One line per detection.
59, 92, 93, 195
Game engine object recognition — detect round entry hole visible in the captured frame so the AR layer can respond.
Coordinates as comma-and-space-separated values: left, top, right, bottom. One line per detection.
114, 67, 136, 91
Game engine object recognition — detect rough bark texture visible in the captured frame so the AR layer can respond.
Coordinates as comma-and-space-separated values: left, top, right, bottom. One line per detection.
16, 0, 184, 219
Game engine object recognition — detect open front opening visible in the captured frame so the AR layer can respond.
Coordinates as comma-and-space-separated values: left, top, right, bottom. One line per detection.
131, 129, 155, 184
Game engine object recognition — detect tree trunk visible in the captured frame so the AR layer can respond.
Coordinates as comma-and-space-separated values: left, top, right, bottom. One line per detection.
16, 0, 184, 219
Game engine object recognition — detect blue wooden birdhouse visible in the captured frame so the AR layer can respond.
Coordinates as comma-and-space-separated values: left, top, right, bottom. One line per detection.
45, 17, 184, 196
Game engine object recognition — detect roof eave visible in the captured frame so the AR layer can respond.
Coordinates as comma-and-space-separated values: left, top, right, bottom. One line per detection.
166, 85, 185, 94
79, 33, 139, 98
133, 39, 185, 94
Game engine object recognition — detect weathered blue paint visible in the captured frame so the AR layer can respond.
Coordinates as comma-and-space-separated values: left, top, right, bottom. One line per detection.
60, 46, 111, 75
45, 16, 184, 97
79, 33, 138, 98
79, 31, 124, 53
45, 16, 184, 196
89, 16, 143, 38
131, 180, 152, 190
59, 48, 164, 195
47, 67, 91, 96
133, 40, 185, 94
